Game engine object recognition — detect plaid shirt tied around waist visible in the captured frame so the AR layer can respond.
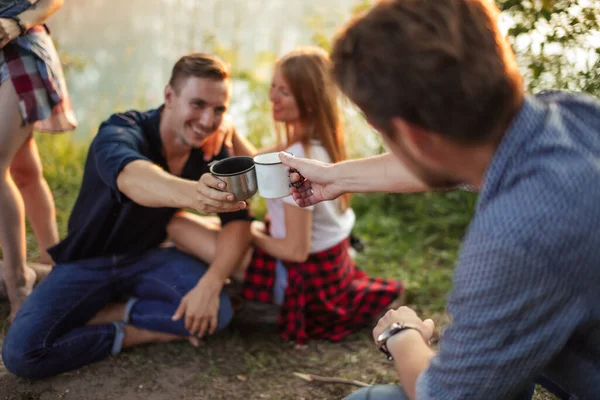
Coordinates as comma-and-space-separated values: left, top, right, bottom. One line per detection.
242, 238, 403, 344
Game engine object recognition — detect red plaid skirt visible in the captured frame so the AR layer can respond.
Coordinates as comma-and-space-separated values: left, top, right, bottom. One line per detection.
242, 238, 404, 344
0, 25, 77, 131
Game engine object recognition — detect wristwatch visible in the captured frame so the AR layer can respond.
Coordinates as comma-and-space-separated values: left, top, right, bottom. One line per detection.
10, 16, 27, 36
376, 322, 421, 361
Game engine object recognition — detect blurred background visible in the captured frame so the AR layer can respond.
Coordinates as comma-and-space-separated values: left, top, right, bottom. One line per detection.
36, 0, 600, 310
1, 2, 598, 399
47, 0, 600, 147
48, 0, 373, 152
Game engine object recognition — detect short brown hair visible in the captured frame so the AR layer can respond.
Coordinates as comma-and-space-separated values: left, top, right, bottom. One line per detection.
169, 53, 230, 93
331, 0, 524, 143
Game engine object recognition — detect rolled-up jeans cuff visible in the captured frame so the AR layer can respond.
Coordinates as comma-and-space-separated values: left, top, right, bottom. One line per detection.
123, 297, 139, 324
111, 321, 125, 355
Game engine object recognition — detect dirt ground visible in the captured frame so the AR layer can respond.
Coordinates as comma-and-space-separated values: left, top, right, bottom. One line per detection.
0, 300, 415, 400
0, 302, 557, 400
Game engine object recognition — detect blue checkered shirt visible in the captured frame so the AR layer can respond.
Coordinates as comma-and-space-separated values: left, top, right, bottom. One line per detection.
417, 92, 600, 399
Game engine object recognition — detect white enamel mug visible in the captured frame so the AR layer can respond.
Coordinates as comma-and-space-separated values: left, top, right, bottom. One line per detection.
253, 152, 292, 199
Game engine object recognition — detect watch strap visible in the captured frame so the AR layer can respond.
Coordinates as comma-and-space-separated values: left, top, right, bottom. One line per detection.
377, 322, 422, 361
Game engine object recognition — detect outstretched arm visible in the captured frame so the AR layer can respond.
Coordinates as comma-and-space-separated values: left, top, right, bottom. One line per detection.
330, 152, 428, 193
92, 116, 246, 214
281, 152, 429, 207
116, 160, 246, 214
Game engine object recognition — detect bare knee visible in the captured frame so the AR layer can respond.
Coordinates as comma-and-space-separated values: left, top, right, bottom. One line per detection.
167, 213, 220, 237
10, 160, 42, 190
166, 213, 186, 238
166, 213, 219, 263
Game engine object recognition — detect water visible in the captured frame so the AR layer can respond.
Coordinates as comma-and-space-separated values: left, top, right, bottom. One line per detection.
46, 0, 360, 140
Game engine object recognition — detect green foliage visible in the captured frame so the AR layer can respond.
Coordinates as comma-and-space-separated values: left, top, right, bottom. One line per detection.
353, 190, 477, 311
351, 0, 373, 15
35, 134, 87, 245
498, 0, 600, 96
52, 39, 89, 77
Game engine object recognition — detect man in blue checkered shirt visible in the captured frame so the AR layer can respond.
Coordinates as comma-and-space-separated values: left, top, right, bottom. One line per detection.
280, 0, 600, 399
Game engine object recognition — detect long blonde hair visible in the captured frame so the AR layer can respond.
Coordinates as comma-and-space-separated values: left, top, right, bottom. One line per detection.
275, 47, 351, 211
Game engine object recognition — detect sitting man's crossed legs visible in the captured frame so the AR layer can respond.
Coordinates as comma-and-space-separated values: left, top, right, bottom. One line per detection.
2, 247, 233, 379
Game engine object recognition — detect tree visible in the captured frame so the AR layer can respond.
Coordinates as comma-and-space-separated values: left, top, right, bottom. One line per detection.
497, 0, 600, 96
348, 1, 600, 96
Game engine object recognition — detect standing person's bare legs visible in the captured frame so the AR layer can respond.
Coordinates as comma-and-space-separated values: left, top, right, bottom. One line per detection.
11, 136, 59, 266
0, 78, 38, 321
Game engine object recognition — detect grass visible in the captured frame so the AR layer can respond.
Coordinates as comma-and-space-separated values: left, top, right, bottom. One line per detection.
0, 135, 557, 399
351, 190, 477, 313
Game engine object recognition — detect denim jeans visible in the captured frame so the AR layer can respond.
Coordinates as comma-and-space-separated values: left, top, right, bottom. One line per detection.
344, 385, 409, 400
2, 247, 233, 379
344, 376, 571, 400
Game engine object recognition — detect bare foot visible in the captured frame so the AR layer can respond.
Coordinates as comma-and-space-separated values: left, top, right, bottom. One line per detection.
37, 254, 55, 266
28, 262, 52, 284
87, 302, 127, 326
121, 324, 202, 349
0, 260, 51, 300
7, 265, 37, 322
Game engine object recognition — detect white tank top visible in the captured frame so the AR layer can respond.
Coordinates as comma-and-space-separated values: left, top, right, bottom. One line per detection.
266, 141, 356, 253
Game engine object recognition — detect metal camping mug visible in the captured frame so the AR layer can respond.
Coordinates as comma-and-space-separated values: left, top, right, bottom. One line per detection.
209, 156, 258, 201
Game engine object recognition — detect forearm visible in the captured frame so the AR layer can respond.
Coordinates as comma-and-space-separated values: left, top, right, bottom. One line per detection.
203, 220, 252, 283
333, 153, 429, 194
18, 0, 64, 30
387, 330, 435, 400
117, 160, 195, 209
252, 230, 306, 262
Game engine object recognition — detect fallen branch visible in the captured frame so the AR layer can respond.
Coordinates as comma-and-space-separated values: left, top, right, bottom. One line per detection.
293, 372, 370, 388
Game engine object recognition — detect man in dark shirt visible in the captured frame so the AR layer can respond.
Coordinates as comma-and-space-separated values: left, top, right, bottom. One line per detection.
2, 53, 252, 379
